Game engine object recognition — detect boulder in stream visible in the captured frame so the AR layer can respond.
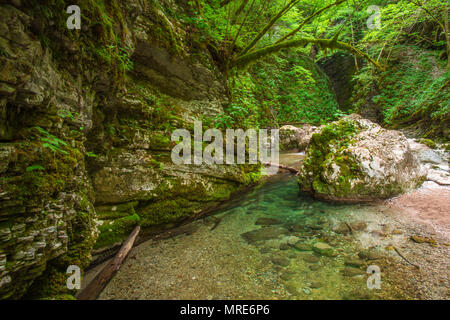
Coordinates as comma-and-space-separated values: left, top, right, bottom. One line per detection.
298, 114, 426, 202
279, 124, 320, 151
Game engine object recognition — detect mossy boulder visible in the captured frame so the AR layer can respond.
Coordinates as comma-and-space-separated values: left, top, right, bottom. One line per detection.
298, 114, 426, 202
279, 124, 320, 151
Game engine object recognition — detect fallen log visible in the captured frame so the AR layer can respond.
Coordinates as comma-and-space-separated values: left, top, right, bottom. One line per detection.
262, 162, 299, 174
77, 225, 140, 300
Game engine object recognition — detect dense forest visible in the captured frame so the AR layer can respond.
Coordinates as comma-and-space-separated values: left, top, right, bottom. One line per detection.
0, 0, 448, 301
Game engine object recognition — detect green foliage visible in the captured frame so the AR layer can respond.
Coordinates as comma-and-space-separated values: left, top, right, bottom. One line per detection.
26, 165, 46, 172
222, 52, 342, 128
86, 151, 98, 158
33, 126, 69, 155
352, 46, 449, 128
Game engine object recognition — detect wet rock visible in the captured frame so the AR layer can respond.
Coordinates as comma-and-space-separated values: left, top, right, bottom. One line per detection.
370, 230, 386, 238
294, 242, 313, 251
284, 283, 299, 295
265, 239, 282, 249
341, 267, 366, 277
303, 254, 320, 264
241, 227, 287, 243
271, 256, 290, 267
309, 265, 321, 271
279, 243, 290, 250
255, 217, 282, 226
334, 222, 351, 235
350, 221, 368, 231
286, 236, 300, 246
344, 258, 365, 268
298, 114, 425, 202
287, 252, 297, 259
280, 271, 295, 281
410, 235, 437, 246
312, 242, 335, 257
358, 250, 383, 260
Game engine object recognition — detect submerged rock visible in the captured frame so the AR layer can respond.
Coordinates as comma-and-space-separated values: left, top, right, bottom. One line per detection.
286, 236, 300, 246
298, 114, 426, 202
303, 254, 320, 263
271, 256, 290, 267
309, 265, 321, 271
312, 242, 335, 257
358, 249, 383, 260
341, 267, 366, 277
294, 242, 313, 251
241, 227, 287, 243
284, 283, 299, 295
344, 258, 365, 268
280, 271, 295, 281
255, 217, 282, 226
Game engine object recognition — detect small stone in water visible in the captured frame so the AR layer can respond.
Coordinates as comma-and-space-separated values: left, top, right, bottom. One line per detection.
313, 242, 335, 257
350, 221, 368, 231
280, 271, 295, 281
303, 254, 320, 263
333, 222, 351, 235
294, 242, 313, 251
255, 217, 282, 225
344, 258, 365, 268
309, 265, 320, 271
271, 256, 290, 267
284, 283, 299, 295
286, 236, 300, 246
341, 267, 366, 277
358, 249, 383, 260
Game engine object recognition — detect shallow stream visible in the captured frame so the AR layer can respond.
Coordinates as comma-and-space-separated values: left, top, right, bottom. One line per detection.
93, 158, 423, 299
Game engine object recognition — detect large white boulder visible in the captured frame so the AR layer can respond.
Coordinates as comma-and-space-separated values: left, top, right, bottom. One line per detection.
298, 114, 426, 202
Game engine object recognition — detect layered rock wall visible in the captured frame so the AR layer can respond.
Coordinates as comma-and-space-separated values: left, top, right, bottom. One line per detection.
0, 0, 256, 299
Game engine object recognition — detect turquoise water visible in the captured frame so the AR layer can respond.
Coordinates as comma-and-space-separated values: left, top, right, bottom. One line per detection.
205, 173, 406, 299
99, 173, 409, 300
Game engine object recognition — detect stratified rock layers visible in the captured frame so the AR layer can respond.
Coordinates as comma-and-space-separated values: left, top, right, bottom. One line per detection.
0, 1, 257, 299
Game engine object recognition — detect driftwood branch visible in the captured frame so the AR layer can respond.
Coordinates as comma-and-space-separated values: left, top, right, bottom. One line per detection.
77, 225, 141, 300
393, 246, 420, 269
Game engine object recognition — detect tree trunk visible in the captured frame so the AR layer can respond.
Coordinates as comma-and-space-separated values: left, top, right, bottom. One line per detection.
444, 6, 450, 69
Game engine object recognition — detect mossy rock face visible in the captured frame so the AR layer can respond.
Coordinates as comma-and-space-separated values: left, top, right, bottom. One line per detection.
298, 114, 426, 202
0, 0, 259, 299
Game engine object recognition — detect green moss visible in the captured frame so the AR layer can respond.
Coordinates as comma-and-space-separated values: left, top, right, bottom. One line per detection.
95, 213, 140, 249
299, 118, 362, 196
419, 138, 436, 149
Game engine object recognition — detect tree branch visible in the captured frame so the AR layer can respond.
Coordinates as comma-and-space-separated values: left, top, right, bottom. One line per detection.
275, 0, 347, 44
240, 0, 301, 55
231, 37, 384, 71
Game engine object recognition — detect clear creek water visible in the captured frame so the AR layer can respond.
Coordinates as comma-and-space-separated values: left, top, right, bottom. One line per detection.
95, 170, 418, 300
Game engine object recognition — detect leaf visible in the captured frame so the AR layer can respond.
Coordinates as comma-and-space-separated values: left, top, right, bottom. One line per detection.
26, 165, 46, 172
